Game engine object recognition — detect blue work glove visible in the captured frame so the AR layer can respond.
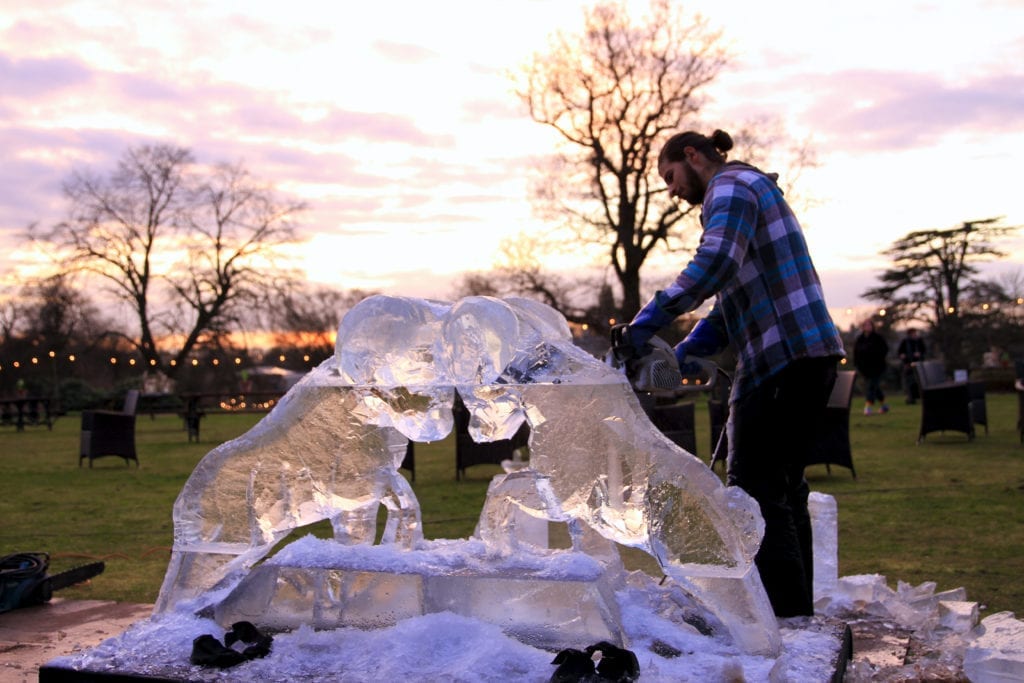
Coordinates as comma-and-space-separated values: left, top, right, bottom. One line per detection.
673, 317, 727, 374
620, 293, 677, 358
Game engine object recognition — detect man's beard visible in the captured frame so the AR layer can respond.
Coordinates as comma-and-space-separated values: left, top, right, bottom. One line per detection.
681, 161, 706, 205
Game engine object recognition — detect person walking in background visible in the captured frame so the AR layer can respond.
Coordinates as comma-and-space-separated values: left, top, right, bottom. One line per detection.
617, 128, 845, 618
854, 319, 890, 414
897, 328, 926, 404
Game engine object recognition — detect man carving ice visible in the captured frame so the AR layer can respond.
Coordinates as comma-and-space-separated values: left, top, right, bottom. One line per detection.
620, 129, 846, 617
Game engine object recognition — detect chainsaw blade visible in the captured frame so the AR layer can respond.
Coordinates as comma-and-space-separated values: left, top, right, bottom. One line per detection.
46, 561, 105, 592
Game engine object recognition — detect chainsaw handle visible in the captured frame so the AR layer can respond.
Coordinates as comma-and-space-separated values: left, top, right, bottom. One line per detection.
609, 323, 641, 363
673, 357, 719, 394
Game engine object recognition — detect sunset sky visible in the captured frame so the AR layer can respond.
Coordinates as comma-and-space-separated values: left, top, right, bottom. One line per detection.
2, 0, 1023, 329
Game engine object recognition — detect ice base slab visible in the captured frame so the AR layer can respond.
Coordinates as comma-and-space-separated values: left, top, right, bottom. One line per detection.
40, 611, 854, 682
213, 538, 623, 651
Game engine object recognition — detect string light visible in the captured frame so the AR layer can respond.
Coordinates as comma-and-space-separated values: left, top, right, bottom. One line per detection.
0, 288, 997, 375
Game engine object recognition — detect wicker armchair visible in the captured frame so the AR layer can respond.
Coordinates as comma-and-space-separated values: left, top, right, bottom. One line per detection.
79, 390, 140, 467
646, 401, 698, 455
807, 370, 857, 478
914, 361, 978, 443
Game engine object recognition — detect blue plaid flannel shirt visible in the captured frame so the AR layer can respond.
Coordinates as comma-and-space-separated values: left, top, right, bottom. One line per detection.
651, 162, 845, 401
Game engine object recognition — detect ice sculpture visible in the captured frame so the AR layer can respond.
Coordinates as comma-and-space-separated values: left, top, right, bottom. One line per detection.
155, 295, 781, 655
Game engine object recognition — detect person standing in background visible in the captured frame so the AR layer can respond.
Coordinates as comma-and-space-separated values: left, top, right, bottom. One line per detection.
854, 319, 890, 415
897, 328, 926, 404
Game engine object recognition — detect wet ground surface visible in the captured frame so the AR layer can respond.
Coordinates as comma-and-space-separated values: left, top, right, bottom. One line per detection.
0, 599, 153, 683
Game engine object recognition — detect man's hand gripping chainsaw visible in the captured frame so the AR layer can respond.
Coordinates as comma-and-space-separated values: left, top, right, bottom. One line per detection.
607, 323, 716, 396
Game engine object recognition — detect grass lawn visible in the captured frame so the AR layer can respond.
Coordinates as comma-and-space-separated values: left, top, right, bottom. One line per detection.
2, 391, 1021, 619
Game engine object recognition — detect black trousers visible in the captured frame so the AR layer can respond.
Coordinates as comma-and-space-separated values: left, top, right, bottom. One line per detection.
726, 356, 838, 617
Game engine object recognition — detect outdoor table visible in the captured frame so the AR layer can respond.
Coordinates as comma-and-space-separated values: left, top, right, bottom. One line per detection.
916, 378, 986, 443
177, 391, 285, 441
0, 396, 53, 432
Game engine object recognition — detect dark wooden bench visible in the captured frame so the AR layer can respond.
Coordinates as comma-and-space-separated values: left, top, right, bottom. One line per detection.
137, 392, 186, 418
178, 392, 285, 442
0, 397, 54, 431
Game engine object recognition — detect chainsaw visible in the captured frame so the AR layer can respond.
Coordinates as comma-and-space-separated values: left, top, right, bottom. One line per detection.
0, 552, 105, 613
606, 323, 717, 396
607, 323, 731, 467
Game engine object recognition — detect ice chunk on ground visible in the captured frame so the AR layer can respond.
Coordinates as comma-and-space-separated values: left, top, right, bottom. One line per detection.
964, 611, 1024, 683
809, 491, 838, 605
939, 600, 980, 634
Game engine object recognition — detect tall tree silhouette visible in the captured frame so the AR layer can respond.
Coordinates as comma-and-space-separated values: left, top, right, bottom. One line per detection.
517, 0, 728, 319
862, 217, 1019, 367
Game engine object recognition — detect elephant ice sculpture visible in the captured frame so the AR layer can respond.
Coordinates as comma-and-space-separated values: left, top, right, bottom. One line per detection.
155, 295, 781, 656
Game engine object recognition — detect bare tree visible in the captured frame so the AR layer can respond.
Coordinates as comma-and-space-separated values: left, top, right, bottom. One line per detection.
0, 273, 114, 398
516, 0, 728, 319
450, 234, 599, 324
953, 267, 1024, 362
16, 273, 108, 351
262, 282, 378, 364
30, 144, 307, 379
0, 291, 20, 346
995, 267, 1024, 323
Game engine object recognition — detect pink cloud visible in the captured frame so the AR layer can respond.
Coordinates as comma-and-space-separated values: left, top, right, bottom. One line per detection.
317, 109, 452, 147
460, 97, 526, 122
372, 40, 440, 64
0, 53, 94, 97
800, 69, 1024, 151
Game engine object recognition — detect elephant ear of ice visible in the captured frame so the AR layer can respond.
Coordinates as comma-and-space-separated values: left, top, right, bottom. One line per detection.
504, 297, 572, 342
334, 295, 454, 442
442, 297, 529, 442
442, 297, 520, 385
499, 298, 619, 387
460, 389, 527, 442
335, 295, 450, 386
